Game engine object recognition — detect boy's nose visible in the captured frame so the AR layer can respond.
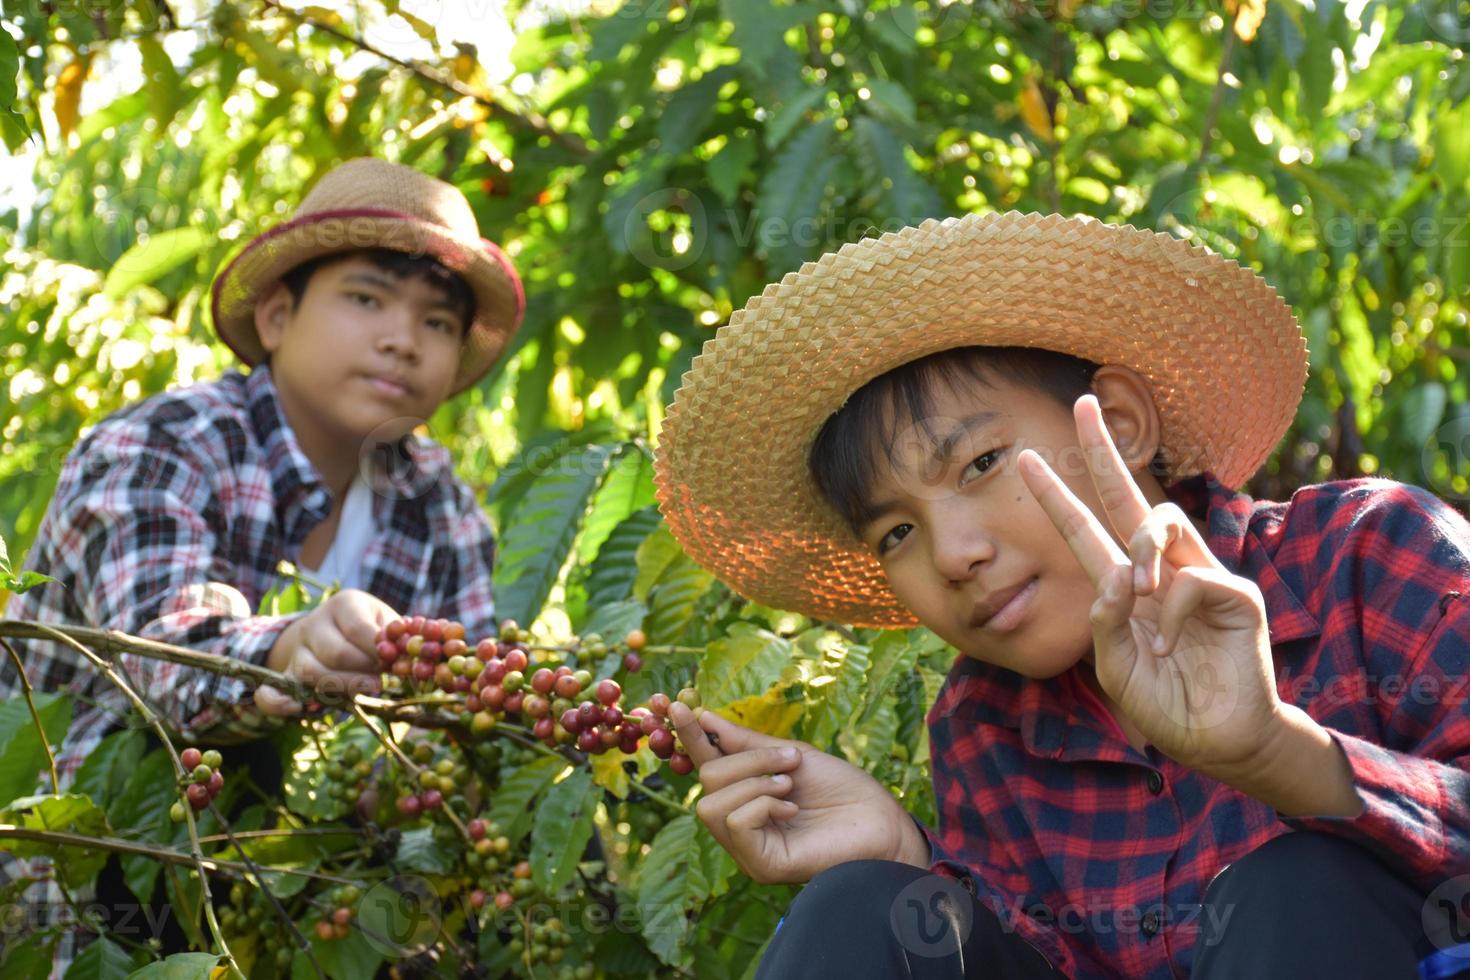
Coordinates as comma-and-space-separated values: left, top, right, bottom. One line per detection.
930, 515, 996, 585
377, 310, 421, 358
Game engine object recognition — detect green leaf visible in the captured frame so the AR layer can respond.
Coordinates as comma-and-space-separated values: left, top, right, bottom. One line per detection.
575, 446, 655, 567
1, 793, 111, 889
764, 86, 827, 148
859, 630, 930, 726
3, 937, 56, 978
102, 227, 211, 299
635, 815, 728, 966
0, 529, 9, 576
754, 120, 839, 273
489, 755, 568, 848
1403, 382, 1448, 450
395, 827, 454, 875
72, 728, 145, 813
312, 927, 385, 979
282, 721, 378, 821
65, 935, 145, 979
581, 598, 648, 646
529, 769, 598, 894
658, 66, 738, 158
697, 623, 792, 709
5, 569, 57, 593
645, 552, 716, 645
0, 26, 18, 112
492, 443, 618, 627
109, 747, 178, 900
865, 78, 916, 124
853, 116, 943, 225
0, 690, 73, 807
124, 952, 220, 980
707, 135, 760, 206
630, 520, 680, 602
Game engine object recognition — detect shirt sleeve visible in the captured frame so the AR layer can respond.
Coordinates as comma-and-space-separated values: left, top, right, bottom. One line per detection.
1283, 597, 1470, 886
1279, 483, 1470, 887
48, 438, 300, 743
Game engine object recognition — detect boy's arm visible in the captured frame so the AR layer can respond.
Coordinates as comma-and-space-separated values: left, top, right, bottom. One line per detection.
1270, 594, 1470, 885
38, 441, 302, 743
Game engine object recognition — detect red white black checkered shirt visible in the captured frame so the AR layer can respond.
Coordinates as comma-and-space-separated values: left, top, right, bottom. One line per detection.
920, 474, 1470, 978
0, 364, 496, 974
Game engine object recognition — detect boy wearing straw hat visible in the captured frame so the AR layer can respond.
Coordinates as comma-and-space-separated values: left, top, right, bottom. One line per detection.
0, 157, 524, 975
654, 212, 1470, 979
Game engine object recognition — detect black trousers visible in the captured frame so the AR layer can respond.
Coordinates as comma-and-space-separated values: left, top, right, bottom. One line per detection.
755, 831, 1470, 979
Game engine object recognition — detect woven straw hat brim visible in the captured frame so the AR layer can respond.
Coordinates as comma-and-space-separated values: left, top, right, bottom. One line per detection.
653, 211, 1308, 628
210, 208, 525, 396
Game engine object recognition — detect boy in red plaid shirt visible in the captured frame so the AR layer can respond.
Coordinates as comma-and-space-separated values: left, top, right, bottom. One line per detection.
654, 212, 1470, 978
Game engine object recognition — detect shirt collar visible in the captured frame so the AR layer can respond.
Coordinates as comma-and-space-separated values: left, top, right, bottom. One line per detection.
246, 364, 333, 545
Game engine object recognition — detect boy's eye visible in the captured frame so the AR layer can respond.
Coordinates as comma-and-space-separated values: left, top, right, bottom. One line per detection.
877, 523, 913, 556
348, 291, 381, 308
427, 317, 456, 334
961, 449, 1002, 483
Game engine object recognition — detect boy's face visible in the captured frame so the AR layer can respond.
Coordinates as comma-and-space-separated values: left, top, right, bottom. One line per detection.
255, 254, 467, 444
858, 374, 1143, 677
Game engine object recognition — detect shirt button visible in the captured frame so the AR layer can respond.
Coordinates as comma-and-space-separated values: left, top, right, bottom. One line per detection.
1147, 770, 1165, 795
1141, 911, 1161, 936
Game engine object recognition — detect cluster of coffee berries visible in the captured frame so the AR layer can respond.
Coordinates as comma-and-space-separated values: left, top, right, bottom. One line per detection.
375, 616, 472, 689
464, 816, 514, 878
314, 884, 360, 941
636, 688, 701, 774
220, 883, 297, 971
170, 748, 224, 821
394, 740, 471, 817
507, 915, 574, 969
324, 742, 374, 806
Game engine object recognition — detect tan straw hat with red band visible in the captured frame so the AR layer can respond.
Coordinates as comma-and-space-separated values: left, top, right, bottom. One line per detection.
652, 210, 1308, 628
210, 157, 525, 396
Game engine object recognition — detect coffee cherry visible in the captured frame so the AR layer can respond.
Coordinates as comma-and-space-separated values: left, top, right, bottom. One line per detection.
421, 789, 443, 810
669, 752, 694, 775
192, 764, 213, 784
412, 660, 434, 682
638, 712, 662, 736
476, 639, 499, 661
332, 907, 352, 926
470, 889, 488, 910
169, 801, 186, 823
386, 620, 407, 642
648, 693, 672, 717
482, 661, 507, 685
531, 668, 556, 695
553, 674, 581, 699
207, 770, 224, 797
596, 679, 621, 705
576, 730, 600, 753
625, 629, 647, 651
397, 794, 422, 817
572, 669, 593, 690
202, 750, 223, 770
512, 860, 532, 879
677, 687, 701, 709
422, 620, 443, 643
503, 691, 525, 715
602, 706, 623, 728
533, 717, 555, 741
577, 702, 599, 728
378, 641, 399, 663
502, 670, 524, 693
560, 708, 583, 734
623, 652, 643, 672
186, 783, 210, 809
648, 728, 675, 759
443, 638, 468, 659
315, 920, 336, 941
180, 748, 202, 770
619, 731, 641, 755
494, 891, 515, 911
503, 649, 529, 673
412, 742, 435, 764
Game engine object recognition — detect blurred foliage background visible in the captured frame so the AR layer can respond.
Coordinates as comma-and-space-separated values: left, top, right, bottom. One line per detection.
3, 0, 1470, 973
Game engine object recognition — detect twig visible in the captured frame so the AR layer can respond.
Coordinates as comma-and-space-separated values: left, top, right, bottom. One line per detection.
205, 798, 327, 980
492, 721, 689, 816
349, 700, 473, 844
0, 636, 60, 792
18, 623, 245, 979
0, 826, 370, 884
0, 620, 313, 703
258, 0, 590, 157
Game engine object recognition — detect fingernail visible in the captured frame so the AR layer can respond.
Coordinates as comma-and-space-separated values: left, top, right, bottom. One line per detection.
1134, 566, 1145, 591
781, 747, 799, 761
1153, 634, 1166, 654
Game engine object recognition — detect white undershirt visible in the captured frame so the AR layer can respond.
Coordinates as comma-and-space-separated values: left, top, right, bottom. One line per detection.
300, 477, 376, 594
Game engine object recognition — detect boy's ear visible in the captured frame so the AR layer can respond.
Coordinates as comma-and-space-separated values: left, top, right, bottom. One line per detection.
253, 282, 292, 354
1090, 365, 1163, 473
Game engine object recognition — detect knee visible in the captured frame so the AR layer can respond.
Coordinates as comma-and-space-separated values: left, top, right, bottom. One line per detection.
786, 860, 915, 926
1204, 832, 1397, 910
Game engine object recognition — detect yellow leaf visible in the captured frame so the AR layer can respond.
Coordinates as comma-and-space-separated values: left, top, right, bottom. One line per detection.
300, 5, 344, 27
395, 8, 439, 44
1225, 0, 1267, 42
53, 53, 91, 143
589, 744, 658, 800
1018, 79, 1053, 143
714, 683, 804, 740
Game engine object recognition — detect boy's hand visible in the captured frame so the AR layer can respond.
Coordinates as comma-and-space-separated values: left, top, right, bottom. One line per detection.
671, 702, 930, 885
1017, 395, 1281, 775
258, 589, 391, 715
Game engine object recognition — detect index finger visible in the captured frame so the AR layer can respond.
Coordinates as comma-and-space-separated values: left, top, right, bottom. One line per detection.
669, 702, 725, 768
1072, 394, 1151, 543
1017, 448, 1127, 585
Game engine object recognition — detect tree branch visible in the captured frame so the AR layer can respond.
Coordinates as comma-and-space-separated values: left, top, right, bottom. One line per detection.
0, 636, 59, 792
258, 0, 591, 157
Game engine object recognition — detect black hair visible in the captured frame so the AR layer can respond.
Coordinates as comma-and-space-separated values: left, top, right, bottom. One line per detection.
279, 247, 477, 337
808, 346, 1110, 536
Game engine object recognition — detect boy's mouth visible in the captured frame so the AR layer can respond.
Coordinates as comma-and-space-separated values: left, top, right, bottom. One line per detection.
362, 374, 415, 399
970, 577, 1039, 632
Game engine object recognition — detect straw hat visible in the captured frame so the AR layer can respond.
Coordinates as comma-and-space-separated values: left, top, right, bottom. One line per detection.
652, 211, 1308, 627
210, 157, 525, 395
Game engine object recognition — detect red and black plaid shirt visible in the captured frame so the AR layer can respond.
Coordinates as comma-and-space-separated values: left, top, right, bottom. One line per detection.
0, 364, 496, 976
921, 474, 1470, 978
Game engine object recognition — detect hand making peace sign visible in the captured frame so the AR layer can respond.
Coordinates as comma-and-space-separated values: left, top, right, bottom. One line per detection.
1016, 394, 1283, 773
